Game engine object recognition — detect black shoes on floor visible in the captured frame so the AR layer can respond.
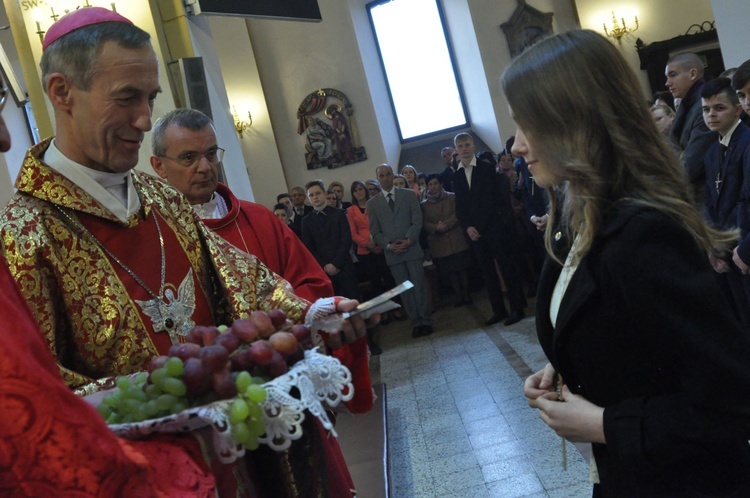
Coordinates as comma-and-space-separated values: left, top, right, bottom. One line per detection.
411, 325, 434, 338
484, 313, 508, 326
503, 311, 526, 326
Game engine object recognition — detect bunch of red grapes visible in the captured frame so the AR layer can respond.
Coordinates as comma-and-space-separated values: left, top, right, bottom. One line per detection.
100, 310, 313, 448
178, 309, 312, 396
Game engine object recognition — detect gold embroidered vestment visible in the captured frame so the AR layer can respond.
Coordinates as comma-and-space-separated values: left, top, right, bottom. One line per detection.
0, 139, 309, 392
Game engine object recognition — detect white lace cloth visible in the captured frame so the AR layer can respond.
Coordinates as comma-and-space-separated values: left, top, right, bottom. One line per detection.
305, 296, 338, 347
109, 350, 353, 463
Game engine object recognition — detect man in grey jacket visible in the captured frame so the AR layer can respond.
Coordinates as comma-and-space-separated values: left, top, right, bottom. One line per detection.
368, 164, 433, 337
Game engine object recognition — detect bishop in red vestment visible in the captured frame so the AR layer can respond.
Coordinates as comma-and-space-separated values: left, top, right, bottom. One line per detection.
0, 63, 215, 497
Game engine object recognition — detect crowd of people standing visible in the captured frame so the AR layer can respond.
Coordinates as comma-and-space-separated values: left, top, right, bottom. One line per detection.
649, 54, 750, 333
269, 131, 553, 350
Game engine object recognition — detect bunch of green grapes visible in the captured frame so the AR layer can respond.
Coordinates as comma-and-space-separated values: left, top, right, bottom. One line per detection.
97, 357, 191, 424
98, 356, 268, 450
229, 370, 269, 450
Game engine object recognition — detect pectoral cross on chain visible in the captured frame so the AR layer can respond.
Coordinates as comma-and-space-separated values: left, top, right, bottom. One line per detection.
529, 174, 535, 195
715, 172, 723, 194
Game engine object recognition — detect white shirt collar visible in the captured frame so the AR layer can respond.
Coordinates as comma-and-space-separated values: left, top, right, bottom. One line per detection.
43, 140, 141, 222
192, 191, 228, 219
382, 188, 396, 198
457, 156, 477, 170
720, 119, 742, 147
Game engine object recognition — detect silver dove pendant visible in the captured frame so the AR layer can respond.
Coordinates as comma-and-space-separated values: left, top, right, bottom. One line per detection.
135, 269, 196, 343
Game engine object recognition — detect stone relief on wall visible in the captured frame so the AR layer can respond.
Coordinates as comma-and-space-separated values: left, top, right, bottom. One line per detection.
500, 0, 554, 58
297, 88, 367, 170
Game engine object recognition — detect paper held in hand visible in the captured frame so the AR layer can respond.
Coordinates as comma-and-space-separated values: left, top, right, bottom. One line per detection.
311, 281, 414, 332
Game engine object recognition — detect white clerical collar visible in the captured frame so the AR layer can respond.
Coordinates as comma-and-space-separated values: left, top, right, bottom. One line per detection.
192, 191, 228, 219
43, 140, 141, 222
458, 156, 477, 170
720, 119, 742, 147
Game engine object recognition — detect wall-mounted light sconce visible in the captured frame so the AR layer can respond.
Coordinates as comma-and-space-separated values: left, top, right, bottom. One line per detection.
603, 11, 639, 45
232, 106, 252, 138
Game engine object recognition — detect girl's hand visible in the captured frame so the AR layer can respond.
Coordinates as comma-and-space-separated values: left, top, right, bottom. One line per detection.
530, 385, 606, 443
523, 363, 556, 401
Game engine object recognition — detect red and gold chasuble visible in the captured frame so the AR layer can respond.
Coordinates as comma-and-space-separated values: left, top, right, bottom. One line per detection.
0, 139, 309, 394
78, 209, 216, 354
0, 140, 363, 498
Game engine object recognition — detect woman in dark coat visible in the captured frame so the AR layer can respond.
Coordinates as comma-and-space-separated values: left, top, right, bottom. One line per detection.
508, 30, 750, 497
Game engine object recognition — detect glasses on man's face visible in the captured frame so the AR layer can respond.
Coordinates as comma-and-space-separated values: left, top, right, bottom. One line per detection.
160, 147, 224, 167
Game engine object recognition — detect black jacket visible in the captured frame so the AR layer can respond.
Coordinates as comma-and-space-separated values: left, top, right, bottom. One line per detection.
288, 211, 303, 237
670, 80, 718, 205
512, 156, 549, 219
440, 164, 456, 192
301, 206, 353, 271
453, 157, 514, 235
704, 121, 750, 236
536, 203, 750, 497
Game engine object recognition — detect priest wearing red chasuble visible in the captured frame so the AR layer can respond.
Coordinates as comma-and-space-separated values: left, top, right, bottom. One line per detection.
150, 108, 374, 496
149, 108, 374, 416
149, 109, 335, 304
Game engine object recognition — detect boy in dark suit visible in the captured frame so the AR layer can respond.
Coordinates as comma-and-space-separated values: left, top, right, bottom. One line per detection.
301, 180, 360, 300
701, 77, 750, 328
732, 60, 750, 286
452, 133, 527, 326
277, 192, 302, 237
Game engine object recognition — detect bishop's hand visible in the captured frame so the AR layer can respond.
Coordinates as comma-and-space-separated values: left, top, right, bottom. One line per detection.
306, 297, 380, 351
324, 298, 378, 350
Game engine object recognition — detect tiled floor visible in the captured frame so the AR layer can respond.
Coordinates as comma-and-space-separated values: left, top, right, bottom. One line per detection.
368, 292, 593, 498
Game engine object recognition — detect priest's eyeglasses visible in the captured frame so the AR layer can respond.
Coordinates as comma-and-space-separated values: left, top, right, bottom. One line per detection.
160, 147, 224, 167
